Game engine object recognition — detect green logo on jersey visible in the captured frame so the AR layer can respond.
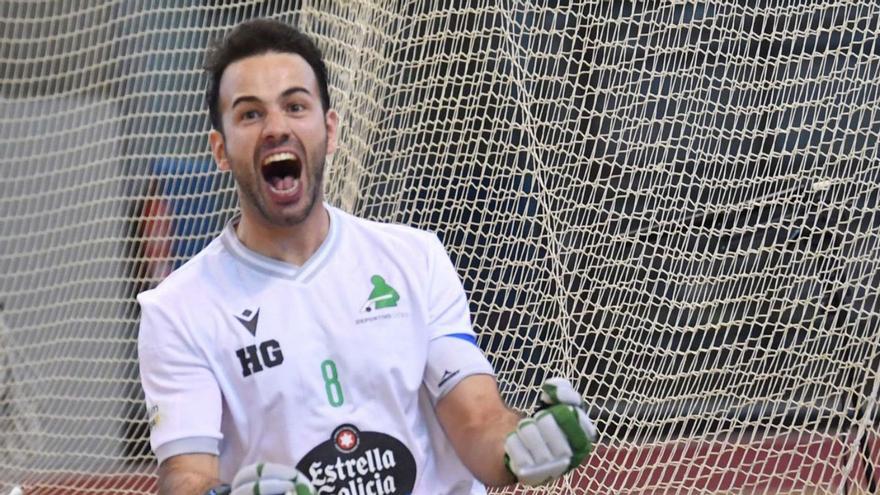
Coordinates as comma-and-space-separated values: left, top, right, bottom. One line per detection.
361, 275, 399, 312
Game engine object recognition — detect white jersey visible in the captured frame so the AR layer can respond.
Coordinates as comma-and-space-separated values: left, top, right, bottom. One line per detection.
138, 205, 494, 494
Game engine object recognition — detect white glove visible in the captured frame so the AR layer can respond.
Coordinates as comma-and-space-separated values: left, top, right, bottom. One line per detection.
504, 377, 598, 486
231, 462, 315, 495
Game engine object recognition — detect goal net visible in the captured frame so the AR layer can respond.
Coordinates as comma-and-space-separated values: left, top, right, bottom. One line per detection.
2, 1, 879, 493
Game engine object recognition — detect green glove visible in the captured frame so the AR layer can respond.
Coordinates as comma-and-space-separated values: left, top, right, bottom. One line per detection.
230, 462, 315, 495
504, 377, 598, 486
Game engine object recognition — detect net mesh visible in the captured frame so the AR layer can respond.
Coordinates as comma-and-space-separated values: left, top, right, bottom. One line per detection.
2, 1, 879, 494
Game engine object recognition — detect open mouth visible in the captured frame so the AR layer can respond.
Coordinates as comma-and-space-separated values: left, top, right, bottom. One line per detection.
261, 152, 302, 192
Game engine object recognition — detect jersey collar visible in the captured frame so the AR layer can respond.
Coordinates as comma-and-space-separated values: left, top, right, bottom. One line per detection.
220, 204, 341, 282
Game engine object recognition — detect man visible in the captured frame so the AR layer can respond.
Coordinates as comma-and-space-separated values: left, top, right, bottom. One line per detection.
138, 18, 597, 495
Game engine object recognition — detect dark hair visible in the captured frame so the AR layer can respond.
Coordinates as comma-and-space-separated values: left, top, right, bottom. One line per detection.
204, 18, 331, 131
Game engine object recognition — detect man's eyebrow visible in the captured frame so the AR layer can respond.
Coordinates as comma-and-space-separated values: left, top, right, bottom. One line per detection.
280, 86, 311, 98
231, 95, 261, 109
230, 87, 311, 109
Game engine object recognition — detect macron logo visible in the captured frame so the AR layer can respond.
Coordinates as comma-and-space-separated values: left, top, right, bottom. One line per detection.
438, 369, 460, 388
235, 308, 260, 336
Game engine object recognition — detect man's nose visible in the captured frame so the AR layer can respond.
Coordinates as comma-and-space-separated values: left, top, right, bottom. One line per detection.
261, 108, 289, 144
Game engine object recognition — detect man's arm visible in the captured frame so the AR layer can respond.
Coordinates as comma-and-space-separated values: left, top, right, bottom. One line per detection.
158, 453, 221, 495
434, 374, 521, 486
138, 294, 225, 494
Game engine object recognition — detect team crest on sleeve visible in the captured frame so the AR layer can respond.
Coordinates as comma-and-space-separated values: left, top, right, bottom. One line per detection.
146, 404, 160, 430
297, 424, 416, 494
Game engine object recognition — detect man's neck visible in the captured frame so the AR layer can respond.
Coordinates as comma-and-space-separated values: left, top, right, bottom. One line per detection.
234, 203, 330, 267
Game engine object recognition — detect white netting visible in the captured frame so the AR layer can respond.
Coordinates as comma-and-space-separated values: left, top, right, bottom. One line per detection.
1, 1, 879, 494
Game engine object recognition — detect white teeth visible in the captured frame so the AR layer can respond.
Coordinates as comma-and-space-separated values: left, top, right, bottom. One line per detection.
262, 152, 296, 166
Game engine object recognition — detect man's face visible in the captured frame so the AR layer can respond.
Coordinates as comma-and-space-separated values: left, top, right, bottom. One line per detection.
209, 51, 337, 228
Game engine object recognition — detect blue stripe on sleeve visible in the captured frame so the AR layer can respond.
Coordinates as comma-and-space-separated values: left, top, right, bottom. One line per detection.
444, 333, 477, 345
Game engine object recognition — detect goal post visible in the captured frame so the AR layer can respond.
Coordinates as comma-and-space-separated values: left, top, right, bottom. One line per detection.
1, 1, 879, 494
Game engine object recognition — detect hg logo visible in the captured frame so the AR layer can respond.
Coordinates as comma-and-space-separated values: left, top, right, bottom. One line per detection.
235, 340, 283, 377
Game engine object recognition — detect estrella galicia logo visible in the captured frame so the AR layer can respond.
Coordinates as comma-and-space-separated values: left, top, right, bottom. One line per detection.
298, 424, 416, 494
360, 275, 399, 312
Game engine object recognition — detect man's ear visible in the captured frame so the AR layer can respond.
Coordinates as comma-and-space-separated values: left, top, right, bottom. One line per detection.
325, 109, 339, 156
209, 129, 229, 171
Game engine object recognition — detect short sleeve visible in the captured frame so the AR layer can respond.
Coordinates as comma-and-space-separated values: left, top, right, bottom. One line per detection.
422, 235, 495, 403
137, 291, 223, 463
423, 335, 495, 405
425, 235, 474, 340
